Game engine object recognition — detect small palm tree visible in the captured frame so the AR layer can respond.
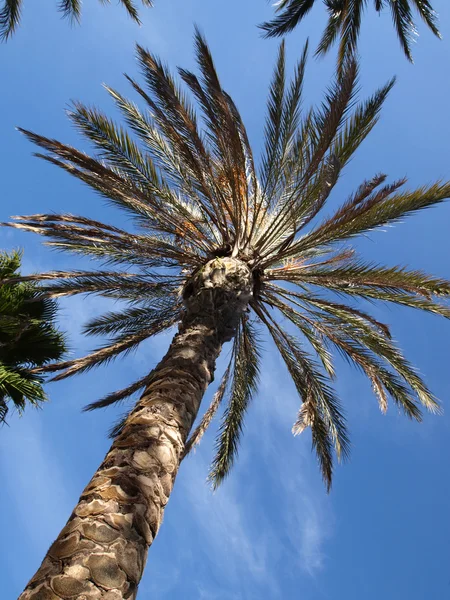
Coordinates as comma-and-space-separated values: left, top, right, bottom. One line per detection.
260, 0, 441, 67
8, 33, 450, 599
0, 0, 152, 41
0, 249, 66, 423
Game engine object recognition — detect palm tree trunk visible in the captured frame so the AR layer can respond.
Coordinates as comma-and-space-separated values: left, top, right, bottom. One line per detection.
19, 257, 253, 600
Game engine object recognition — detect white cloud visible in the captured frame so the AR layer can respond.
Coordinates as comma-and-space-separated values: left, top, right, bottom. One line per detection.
253, 357, 333, 576
181, 452, 276, 589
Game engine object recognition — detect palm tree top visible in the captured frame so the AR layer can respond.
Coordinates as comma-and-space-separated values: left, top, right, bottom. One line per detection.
0, 0, 153, 41
260, 0, 441, 66
5, 31, 450, 489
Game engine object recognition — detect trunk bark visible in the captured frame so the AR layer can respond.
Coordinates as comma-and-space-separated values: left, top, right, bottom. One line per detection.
19, 257, 253, 600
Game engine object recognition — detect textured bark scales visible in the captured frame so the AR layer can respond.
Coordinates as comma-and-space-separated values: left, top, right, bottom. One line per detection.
20, 258, 253, 600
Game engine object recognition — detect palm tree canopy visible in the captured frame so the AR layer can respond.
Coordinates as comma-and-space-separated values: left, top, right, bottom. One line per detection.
0, 0, 153, 41
5, 31, 450, 489
0, 250, 67, 423
260, 0, 441, 66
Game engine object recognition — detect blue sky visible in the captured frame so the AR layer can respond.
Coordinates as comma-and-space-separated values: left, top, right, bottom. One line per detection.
1, 0, 450, 598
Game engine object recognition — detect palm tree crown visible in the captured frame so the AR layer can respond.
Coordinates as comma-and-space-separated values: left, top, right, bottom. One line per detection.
0, 0, 152, 41
261, 0, 441, 67
0, 250, 67, 423
7, 32, 450, 489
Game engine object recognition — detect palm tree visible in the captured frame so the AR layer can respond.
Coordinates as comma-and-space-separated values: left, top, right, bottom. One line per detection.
260, 0, 441, 68
7, 32, 450, 599
0, 249, 66, 423
0, 0, 152, 41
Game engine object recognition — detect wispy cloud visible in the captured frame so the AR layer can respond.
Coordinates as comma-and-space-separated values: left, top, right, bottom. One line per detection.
181, 452, 275, 588
167, 352, 334, 598
255, 360, 333, 576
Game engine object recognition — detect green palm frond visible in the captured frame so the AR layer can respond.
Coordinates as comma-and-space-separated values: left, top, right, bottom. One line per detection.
13, 270, 181, 302
260, 0, 316, 37
257, 304, 349, 489
0, 0, 21, 40
0, 364, 46, 417
0, 250, 67, 423
336, 0, 367, 71
262, 282, 439, 420
5, 37, 450, 488
0, 0, 153, 41
58, 0, 81, 22
209, 318, 261, 487
260, 0, 441, 67
38, 308, 180, 382
278, 181, 450, 262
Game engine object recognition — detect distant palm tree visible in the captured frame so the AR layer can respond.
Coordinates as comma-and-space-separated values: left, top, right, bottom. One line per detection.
8, 32, 450, 599
260, 0, 441, 68
0, 250, 66, 423
0, 0, 153, 41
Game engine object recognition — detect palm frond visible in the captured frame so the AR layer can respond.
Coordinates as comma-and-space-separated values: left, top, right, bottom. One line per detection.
83, 372, 154, 411
275, 261, 450, 296
262, 290, 336, 378
259, 40, 287, 201
336, 0, 367, 70
1, 0, 153, 40
0, 365, 47, 422
34, 312, 178, 382
331, 77, 395, 166
255, 57, 359, 256
58, 0, 81, 22
0, 0, 21, 40
316, 326, 423, 417
5, 213, 199, 268
0, 250, 67, 422
318, 314, 440, 414
316, 3, 345, 57
261, 0, 440, 67
182, 360, 233, 459
260, 0, 316, 38
411, 0, 440, 37
257, 305, 349, 490
292, 181, 450, 254
209, 318, 261, 487
390, 0, 416, 61
83, 303, 180, 337
7, 269, 180, 303
253, 41, 309, 241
